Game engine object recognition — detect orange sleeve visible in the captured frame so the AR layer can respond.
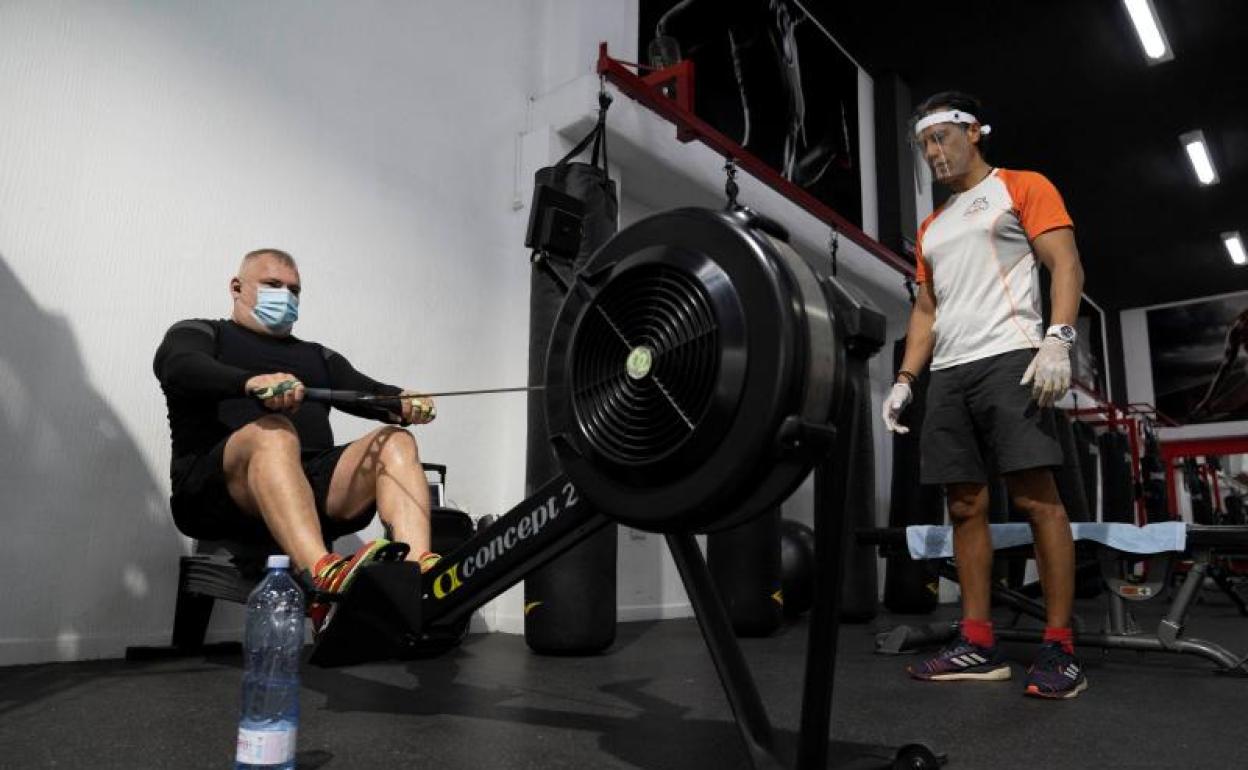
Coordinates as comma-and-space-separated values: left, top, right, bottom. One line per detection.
1000, 169, 1074, 240
913, 213, 936, 283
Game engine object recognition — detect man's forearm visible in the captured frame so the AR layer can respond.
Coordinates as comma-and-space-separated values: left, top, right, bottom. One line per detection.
899, 306, 936, 379
1048, 260, 1084, 327
322, 346, 405, 422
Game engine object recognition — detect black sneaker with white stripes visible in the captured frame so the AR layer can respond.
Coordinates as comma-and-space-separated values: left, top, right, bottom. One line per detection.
1024, 641, 1088, 699
907, 637, 1011, 682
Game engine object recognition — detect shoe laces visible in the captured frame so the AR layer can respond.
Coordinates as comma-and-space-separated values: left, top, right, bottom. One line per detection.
1033, 641, 1072, 671
312, 555, 346, 589
939, 637, 983, 657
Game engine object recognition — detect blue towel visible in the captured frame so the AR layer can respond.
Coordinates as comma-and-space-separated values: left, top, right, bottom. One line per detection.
905, 521, 1188, 560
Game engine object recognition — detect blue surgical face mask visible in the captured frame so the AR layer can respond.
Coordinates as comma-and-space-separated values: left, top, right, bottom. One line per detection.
252, 286, 299, 334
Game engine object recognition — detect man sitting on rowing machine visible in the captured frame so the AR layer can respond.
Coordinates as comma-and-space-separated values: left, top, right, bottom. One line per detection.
154, 248, 439, 635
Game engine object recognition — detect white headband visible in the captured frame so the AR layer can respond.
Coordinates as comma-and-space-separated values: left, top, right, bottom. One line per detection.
914, 109, 992, 137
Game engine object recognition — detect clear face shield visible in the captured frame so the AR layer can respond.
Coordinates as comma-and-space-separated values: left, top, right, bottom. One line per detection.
908, 109, 991, 191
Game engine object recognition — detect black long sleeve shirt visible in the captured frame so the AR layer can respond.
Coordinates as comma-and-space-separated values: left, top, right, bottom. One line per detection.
153, 319, 401, 488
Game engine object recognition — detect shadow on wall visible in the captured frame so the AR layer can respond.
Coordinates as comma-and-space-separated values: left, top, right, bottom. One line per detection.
0, 254, 182, 666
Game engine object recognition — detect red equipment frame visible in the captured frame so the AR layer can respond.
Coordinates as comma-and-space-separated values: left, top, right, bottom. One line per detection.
595, 43, 914, 278
1161, 436, 1248, 516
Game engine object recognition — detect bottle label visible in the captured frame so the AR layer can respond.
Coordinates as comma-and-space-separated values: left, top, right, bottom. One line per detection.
236, 726, 297, 765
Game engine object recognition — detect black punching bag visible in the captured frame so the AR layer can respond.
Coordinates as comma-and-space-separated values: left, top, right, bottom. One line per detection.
883, 338, 943, 614
1140, 429, 1168, 523
1185, 459, 1215, 526
830, 283, 885, 623
1072, 420, 1100, 521
708, 508, 783, 636
1099, 430, 1135, 524
1053, 411, 1091, 522
1051, 411, 1103, 597
524, 107, 618, 655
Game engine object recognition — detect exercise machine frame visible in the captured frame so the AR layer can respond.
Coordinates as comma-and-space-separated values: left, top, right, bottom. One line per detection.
312, 423, 943, 768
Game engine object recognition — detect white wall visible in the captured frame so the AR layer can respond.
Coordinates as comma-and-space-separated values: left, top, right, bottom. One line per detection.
0, 0, 906, 662
0, 0, 556, 665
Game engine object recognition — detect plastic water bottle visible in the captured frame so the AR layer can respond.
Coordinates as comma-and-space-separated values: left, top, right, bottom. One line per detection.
236, 555, 304, 770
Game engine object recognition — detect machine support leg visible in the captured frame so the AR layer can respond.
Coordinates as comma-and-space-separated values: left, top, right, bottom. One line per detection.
796, 448, 848, 770
666, 532, 784, 770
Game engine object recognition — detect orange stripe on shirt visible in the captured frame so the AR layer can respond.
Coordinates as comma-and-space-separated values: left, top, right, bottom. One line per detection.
998, 169, 1074, 240
914, 209, 940, 283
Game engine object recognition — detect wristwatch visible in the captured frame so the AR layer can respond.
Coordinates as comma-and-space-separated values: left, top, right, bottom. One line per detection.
1045, 324, 1077, 345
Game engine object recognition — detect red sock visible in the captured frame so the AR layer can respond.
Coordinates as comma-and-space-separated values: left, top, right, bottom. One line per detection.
961, 617, 995, 648
1044, 626, 1075, 654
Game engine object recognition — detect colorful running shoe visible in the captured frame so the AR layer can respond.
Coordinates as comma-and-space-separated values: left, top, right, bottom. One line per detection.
907, 637, 1012, 682
1024, 642, 1088, 699
308, 539, 392, 635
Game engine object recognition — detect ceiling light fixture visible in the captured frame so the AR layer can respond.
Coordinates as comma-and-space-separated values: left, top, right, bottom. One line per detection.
1123, 0, 1173, 63
1223, 232, 1247, 267
1180, 130, 1219, 186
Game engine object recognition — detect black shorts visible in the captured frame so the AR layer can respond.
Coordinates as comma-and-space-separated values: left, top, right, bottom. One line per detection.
170, 437, 373, 544
919, 349, 1063, 486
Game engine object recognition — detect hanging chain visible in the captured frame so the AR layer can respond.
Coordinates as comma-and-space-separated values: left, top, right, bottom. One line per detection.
724, 158, 741, 210
598, 74, 612, 113
828, 227, 840, 277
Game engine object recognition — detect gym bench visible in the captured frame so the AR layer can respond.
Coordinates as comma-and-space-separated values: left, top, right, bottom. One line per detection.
859, 523, 1248, 675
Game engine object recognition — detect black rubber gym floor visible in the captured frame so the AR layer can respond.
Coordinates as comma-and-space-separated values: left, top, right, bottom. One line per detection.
2, 593, 1245, 769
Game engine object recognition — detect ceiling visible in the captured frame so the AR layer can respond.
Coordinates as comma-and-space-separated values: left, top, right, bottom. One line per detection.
810, 0, 1248, 311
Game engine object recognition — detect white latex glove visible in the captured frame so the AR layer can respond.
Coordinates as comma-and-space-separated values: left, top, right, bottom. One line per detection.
1020, 337, 1072, 407
881, 382, 913, 434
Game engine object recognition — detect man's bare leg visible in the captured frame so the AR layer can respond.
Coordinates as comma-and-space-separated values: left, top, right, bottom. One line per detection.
222, 414, 329, 572
324, 426, 432, 560
947, 482, 993, 621
1005, 467, 1074, 629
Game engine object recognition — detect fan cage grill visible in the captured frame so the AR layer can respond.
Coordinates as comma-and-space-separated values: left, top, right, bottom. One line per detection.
570, 264, 721, 465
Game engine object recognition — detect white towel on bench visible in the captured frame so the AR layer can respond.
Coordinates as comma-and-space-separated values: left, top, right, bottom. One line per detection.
905, 521, 1188, 561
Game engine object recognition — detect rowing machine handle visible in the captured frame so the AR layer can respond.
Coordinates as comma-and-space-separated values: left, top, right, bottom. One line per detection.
302, 387, 401, 405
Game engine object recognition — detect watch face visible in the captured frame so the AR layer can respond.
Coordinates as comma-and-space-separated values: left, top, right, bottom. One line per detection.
1054, 325, 1076, 342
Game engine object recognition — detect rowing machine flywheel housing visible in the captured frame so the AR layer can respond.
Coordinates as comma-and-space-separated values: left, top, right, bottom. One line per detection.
544, 207, 845, 533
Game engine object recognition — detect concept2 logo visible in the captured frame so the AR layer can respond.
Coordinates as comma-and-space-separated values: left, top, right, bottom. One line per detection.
430, 481, 580, 599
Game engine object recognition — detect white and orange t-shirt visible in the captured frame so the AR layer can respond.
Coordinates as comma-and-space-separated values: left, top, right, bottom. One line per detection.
915, 168, 1073, 371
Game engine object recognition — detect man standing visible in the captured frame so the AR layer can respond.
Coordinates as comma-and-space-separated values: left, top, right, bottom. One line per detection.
155, 248, 439, 634
882, 93, 1088, 699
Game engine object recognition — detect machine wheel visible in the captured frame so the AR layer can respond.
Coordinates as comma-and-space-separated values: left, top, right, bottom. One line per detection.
893, 743, 946, 769
544, 207, 844, 533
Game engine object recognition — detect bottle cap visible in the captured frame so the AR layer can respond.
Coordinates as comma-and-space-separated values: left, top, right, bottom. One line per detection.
266, 554, 291, 569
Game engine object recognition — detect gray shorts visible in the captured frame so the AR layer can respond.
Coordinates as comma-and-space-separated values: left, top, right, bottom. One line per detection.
919, 349, 1063, 486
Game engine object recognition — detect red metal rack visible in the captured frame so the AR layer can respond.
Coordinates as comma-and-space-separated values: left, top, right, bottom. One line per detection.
595, 43, 914, 278
1161, 435, 1248, 516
